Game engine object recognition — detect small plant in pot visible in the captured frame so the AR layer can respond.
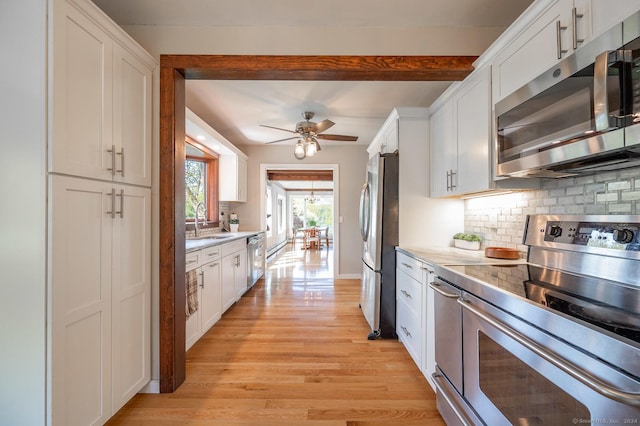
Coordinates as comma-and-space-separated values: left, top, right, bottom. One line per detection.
229, 213, 239, 232
453, 232, 481, 250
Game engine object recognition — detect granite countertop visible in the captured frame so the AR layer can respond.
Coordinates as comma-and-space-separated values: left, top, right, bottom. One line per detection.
186, 231, 263, 253
396, 246, 526, 267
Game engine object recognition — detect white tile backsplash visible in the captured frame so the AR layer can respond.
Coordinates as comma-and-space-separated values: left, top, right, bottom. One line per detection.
464, 167, 640, 254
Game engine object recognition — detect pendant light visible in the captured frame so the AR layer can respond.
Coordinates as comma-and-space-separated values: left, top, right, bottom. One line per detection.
305, 181, 320, 204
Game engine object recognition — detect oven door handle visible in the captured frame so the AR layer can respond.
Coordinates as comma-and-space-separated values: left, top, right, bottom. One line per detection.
458, 298, 640, 406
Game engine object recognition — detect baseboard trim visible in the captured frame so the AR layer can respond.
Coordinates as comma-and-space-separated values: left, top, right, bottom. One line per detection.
139, 379, 160, 394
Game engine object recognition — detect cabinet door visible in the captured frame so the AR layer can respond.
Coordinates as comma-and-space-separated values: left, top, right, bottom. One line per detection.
237, 157, 248, 202
113, 44, 153, 187
185, 275, 202, 351
221, 254, 237, 312
111, 185, 151, 413
381, 117, 399, 154
589, 0, 640, 38
235, 249, 248, 300
50, 176, 112, 426
492, 0, 567, 102
201, 260, 222, 331
51, 2, 114, 180
454, 67, 491, 195
429, 101, 455, 197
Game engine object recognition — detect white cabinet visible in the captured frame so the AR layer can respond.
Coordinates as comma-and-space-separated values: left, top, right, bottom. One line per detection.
368, 116, 399, 157
50, 175, 151, 424
396, 251, 436, 390
185, 246, 222, 350
492, 0, 640, 103
48, 1, 156, 424
430, 66, 492, 197
220, 239, 248, 311
219, 154, 248, 202
51, 0, 153, 186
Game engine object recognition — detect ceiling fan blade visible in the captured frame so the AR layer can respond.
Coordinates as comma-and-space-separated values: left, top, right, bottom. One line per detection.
265, 136, 299, 144
260, 124, 298, 134
316, 134, 359, 142
312, 119, 335, 134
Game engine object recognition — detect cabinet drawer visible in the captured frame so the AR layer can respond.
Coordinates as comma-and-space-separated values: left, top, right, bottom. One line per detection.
186, 251, 201, 272
397, 297, 423, 368
221, 239, 246, 257
201, 245, 221, 262
396, 268, 422, 316
397, 252, 424, 283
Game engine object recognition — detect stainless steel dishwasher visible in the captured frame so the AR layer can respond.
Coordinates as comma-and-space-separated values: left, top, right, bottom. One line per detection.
247, 233, 265, 288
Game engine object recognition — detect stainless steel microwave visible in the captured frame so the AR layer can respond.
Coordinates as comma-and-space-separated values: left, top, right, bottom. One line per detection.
495, 11, 640, 178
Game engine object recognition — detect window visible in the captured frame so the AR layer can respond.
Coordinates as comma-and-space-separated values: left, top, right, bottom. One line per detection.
185, 138, 219, 224
277, 195, 285, 234
290, 193, 333, 233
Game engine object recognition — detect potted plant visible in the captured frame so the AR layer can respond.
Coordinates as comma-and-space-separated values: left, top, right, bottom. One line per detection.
229, 213, 239, 232
453, 232, 481, 250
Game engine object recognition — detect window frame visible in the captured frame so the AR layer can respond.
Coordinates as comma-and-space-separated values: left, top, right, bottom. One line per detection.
185, 136, 219, 227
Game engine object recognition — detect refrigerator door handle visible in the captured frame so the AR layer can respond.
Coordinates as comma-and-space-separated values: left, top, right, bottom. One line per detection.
359, 182, 371, 242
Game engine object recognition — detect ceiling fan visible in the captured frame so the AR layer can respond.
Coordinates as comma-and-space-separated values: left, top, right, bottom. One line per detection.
261, 112, 359, 159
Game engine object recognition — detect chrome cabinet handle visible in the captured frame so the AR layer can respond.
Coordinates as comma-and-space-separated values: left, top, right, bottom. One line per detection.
106, 189, 116, 218
401, 262, 413, 269
450, 170, 457, 190
421, 267, 434, 274
199, 271, 204, 288
429, 282, 459, 298
207, 251, 219, 257
556, 20, 568, 59
206, 262, 219, 268
400, 289, 412, 299
116, 189, 124, 218
116, 147, 125, 176
458, 298, 640, 406
572, 7, 584, 50
107, 145, 116, 176
400, 326, 412, 338
186, 259, 197, 266
446, 170, 451, 191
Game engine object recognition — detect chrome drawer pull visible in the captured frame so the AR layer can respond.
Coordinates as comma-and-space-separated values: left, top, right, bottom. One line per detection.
401, 326, 412, 338
400, 289, 412, 299
429, 283, 459, 298
458, 298, 640, 406
401, 262, 413, 269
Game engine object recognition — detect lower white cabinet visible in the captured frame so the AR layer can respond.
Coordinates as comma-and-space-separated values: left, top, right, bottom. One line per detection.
50, 175, 150, 425
185, 246, 222, 350
396, 251, 436, 390
186, 238, 247, 349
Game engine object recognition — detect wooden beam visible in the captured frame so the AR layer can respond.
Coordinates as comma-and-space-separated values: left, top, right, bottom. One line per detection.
267, 170, 334, 181
160, 55, 477, 81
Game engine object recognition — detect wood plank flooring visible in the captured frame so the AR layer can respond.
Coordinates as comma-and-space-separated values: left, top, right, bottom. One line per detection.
107, 245, 445, 425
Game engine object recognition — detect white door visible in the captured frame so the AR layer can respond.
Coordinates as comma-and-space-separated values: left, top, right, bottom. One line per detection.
201, 261, 222, 332
50, 176, 112, 426
235, 250, 248, 300
111, 185, 151, 412
221, 254, 237, 312
112, 44, 153, 187
51, 3, 113, 181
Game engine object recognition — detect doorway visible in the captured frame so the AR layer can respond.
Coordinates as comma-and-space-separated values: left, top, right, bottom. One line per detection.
158, 54, 475, 392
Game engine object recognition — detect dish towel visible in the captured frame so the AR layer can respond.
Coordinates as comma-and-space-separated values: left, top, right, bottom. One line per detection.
185, 269, 199, 318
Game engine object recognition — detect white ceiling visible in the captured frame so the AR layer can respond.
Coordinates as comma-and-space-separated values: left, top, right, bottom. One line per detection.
93, 0, 535, 149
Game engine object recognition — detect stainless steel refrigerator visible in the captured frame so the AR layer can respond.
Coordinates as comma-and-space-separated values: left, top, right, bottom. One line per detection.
358, 152, 399, 340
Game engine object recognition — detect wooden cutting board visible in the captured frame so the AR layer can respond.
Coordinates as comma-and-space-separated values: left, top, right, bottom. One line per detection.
484, 247, 520, 259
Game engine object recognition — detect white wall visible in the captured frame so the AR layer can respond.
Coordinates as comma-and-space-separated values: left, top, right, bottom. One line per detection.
117, 25, 506, 57
265, 181, 288, 251
234, 144, 367, 276
0, 1, 47, 424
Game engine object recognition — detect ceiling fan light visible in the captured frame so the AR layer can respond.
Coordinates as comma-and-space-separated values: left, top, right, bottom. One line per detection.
294, 140, 306, 160
305, 140, 317, 157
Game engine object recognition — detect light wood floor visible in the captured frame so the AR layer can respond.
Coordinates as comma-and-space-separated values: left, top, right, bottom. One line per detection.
107, 244, 445, 425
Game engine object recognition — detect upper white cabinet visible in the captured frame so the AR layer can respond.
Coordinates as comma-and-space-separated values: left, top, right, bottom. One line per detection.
368, 116, 399, 157
492, 0, 640, 103
220, 154, 248, 202
430, 67, 492, 197
51, 0, 154, 186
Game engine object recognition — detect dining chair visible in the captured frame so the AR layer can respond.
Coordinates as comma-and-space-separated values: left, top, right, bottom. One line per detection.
304, 227, 321, 250
321, 226, 330, 248
291, 227, 304, 248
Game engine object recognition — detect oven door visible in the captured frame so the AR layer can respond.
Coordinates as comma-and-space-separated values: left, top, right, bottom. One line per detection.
460, 293, 640, 425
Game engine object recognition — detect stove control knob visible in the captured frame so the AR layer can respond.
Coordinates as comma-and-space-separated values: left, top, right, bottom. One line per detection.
548, 225, 563, 238
613, 229, 634, 244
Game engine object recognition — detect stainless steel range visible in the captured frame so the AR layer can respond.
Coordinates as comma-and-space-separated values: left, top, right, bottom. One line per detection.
431, 215, 640, 425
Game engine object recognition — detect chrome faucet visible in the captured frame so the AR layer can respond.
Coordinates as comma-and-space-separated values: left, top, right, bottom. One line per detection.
194, 202, 206, 237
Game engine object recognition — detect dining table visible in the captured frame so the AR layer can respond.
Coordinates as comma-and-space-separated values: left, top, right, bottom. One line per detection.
300, 227, 320, 250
